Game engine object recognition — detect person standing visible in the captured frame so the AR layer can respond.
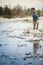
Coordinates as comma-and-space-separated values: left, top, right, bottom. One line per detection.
31, 8, 39, 30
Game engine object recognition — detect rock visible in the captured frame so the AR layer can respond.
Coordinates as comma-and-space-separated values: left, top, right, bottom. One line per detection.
17, 36, 24, 39
26, 36, 40, 43
25, 52, 31, 55
23, 57, 26, 60
41, 32, 43, 37
7, 33, 16, 38
37, 34, 41, 37
39, 28, 43, 38
32, 37, 40, 41
17, 44, 26, 47
39, 55, 43, 59
39, 28, 43, 32
26, 36, 34, 42
29, 62, 32, 64
23, 56, 34, 60
39, 45, 42, 48
16, 35, 26, 39
42, 37, 43, 41
1, 54, 9, 58
0, 44, 1, 46
23, 28, 30, 33
30, 30, 40, 36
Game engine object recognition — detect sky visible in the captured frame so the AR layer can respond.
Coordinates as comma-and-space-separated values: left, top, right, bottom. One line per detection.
0, 0, 43, 9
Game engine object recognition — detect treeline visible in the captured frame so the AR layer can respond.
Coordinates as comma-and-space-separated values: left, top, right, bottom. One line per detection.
0, 5, 41, 18
0, 5, 11, 18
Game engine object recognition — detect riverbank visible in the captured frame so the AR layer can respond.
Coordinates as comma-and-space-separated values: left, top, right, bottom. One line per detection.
0, 16, 43, 22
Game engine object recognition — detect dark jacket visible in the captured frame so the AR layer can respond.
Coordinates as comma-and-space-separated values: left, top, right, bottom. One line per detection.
32, 12, 39, 22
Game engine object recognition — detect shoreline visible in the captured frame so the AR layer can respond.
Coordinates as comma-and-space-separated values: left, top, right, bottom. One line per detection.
0, 16, 43, 23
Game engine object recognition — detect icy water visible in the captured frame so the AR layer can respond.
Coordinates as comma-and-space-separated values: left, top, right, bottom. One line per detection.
0, 18, 43, 65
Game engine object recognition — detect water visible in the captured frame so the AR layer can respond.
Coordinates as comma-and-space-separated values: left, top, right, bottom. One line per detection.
0, 18, 43, 65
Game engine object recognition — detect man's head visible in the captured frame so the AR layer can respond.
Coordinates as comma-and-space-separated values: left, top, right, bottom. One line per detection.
31, 8, 35, 13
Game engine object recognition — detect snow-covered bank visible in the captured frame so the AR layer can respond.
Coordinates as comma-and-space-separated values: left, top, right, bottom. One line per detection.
0, 16, 43, 22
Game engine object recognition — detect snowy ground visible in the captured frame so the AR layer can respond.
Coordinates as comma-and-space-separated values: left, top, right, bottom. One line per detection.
0, 17, 43, 65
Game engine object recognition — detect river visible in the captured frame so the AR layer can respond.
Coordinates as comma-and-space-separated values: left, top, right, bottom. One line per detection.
0, 17, 43, 65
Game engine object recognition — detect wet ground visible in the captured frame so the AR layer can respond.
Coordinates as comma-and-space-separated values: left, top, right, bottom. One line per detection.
0, 17, 43, 65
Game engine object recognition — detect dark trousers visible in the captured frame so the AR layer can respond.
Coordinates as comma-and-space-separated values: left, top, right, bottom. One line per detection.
33, 21, 39, 30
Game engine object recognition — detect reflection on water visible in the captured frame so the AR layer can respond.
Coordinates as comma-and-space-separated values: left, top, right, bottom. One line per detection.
33, 42, 39, 54
0, 20, 43, 65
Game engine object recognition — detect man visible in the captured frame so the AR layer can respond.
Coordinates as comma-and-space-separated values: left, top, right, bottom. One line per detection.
31, 8, 39, 30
